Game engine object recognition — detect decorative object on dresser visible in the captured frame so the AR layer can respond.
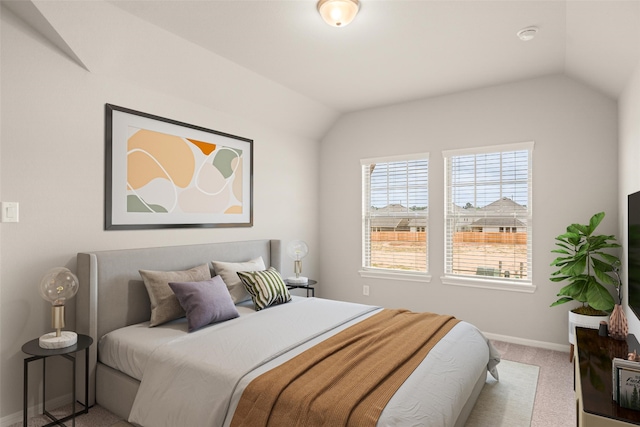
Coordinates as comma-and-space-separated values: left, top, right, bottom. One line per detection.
38, 267, 80, 349
549, 212, 621, 358
612, 357, 640, 409
286, 239, 309, 283
609, 261, 629, 340
599, 320, 609, 336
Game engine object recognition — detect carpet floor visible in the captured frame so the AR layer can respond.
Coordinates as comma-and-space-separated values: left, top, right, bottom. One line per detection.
492, 340, 575, 427
13, 340, 574, 427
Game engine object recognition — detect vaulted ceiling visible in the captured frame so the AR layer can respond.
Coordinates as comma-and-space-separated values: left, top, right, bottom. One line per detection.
4, 0, 640, 116
109, 0, 640, 112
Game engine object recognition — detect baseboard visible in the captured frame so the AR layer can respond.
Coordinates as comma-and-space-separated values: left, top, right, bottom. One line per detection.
483, 331, 571, 353
0, 393, 72, 427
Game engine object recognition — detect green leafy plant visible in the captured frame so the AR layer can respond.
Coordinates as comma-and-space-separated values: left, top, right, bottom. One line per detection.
550, 212, 621, 313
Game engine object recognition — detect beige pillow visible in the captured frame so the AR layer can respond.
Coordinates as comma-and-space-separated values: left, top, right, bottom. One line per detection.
211, 257, 266, 304
139, 264, 211, 327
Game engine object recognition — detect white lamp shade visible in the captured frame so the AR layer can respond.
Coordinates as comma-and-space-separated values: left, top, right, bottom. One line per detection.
39, 267, 79, 306
286, 240, 309, 261
317, 0, 359, 27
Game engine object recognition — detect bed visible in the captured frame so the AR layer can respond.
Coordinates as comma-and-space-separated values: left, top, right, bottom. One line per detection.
75, 239, 499, 426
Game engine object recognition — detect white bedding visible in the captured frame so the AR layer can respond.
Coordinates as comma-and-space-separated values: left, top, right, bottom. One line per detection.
98, 299, 258, 381
100, 297, 499, 427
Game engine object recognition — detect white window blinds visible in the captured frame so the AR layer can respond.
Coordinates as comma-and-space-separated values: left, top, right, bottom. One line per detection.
443, 142, 533, 283
361, 153, 429, 274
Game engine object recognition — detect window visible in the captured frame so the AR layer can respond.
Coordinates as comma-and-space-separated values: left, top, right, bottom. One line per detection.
360, 153, 429, 281
442, 142, 534, 291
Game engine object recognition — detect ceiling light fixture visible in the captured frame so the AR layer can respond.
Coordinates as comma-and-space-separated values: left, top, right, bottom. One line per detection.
317, 0, 359, 27
517, 26, 538, 41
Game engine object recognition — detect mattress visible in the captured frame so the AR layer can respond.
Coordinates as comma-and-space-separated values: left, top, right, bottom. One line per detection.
98, 297, 499, 427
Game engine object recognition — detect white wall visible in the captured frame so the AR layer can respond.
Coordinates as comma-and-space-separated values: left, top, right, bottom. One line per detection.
619, 60, 640, 335
319, 74, 619, 347
0, 4, 324, 422
1, 0, 633, 423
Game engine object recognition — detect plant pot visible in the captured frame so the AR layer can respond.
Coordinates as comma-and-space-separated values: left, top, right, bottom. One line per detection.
569, 310, 609, 345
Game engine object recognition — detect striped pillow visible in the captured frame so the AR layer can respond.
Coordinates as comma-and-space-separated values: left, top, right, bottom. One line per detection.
237, 267, 292, 311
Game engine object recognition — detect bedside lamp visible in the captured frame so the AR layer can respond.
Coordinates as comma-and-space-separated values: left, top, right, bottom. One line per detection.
286, 240, 309, 284
38, 267, 79, 349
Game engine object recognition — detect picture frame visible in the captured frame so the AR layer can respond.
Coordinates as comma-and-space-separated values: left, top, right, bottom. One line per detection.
105, 104, 253, 230
613, 357, 640, 410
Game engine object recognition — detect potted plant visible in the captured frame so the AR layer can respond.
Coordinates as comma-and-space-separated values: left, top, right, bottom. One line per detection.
550, 212, 621, 345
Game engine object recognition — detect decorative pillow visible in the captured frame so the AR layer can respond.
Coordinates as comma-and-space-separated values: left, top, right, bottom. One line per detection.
237, 267, 292, 311
168, 276, 239, 332
139, 264, 211, 327
211, 257, 266, 304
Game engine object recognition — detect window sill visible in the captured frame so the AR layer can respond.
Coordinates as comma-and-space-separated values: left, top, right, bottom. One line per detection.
441, 275, 536, 293
358, 269, 432, 283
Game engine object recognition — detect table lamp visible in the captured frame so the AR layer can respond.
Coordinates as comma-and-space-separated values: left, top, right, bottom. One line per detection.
286, 240, 309, 284
38, 267, 79, 349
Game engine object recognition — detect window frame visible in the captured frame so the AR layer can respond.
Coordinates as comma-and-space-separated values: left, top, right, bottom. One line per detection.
441, 141, 536, 293
359, 153, 431, 283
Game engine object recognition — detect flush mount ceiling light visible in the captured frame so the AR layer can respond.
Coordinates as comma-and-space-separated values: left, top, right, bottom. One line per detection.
317, 0, 360, 27
517, 26, 538, 41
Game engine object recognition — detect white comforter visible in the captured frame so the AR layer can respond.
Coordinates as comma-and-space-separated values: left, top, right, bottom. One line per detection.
117, 298, 498, 427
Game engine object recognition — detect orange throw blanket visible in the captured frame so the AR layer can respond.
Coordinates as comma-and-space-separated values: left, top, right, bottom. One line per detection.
230, 309, 460, 427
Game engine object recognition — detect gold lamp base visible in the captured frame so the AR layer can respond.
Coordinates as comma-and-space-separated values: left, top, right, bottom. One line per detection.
288, 259, 308, 283
38, 304, 77, 348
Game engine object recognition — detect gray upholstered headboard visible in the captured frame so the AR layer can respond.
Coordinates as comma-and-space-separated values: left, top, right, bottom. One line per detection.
75, 239, 281, 405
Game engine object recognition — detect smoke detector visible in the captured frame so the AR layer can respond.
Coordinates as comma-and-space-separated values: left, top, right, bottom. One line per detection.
517, 26, 538, 41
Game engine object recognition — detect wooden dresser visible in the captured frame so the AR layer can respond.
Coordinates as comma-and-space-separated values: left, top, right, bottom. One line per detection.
575, 327, 640, 426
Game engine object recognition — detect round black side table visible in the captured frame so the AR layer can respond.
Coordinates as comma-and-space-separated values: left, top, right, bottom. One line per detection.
22, 334, 93, 427
285, 279, 317, 297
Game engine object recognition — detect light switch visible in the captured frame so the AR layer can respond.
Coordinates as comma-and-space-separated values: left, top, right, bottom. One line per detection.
1, 202, 19, 222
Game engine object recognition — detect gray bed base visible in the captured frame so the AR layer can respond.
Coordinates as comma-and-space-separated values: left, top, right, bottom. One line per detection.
75, 239, 281, 415
94, 353, 487, 425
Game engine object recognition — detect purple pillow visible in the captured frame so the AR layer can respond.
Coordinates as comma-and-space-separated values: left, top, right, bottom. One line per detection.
168, 276, 239, 332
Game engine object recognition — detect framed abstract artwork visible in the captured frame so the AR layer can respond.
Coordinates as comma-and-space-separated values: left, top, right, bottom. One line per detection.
105, 104, 253, 230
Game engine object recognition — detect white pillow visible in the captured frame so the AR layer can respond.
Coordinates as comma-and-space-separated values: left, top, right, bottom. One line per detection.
211, 257, 266, 303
